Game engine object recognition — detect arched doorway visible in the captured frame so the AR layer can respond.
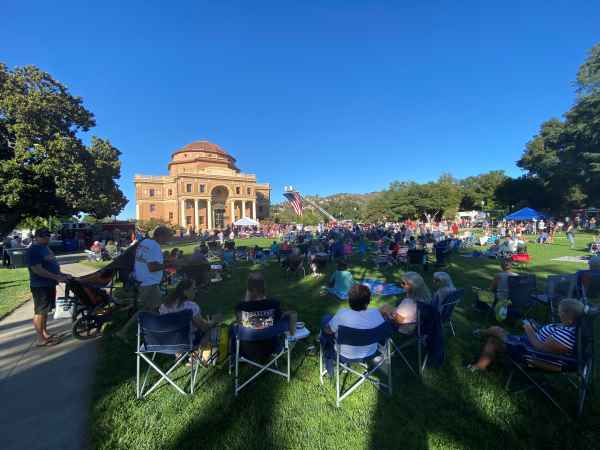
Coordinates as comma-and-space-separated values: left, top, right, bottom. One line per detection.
211, 186, 229, 230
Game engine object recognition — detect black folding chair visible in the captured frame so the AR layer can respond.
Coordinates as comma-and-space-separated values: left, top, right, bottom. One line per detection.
505, 306, 599, 419
576, 270, 600, 305
507, 275, 537, 318
229, 320, 293, 396
532, 274, 575, 322
391, 302, 437, 377
136, 310, 197, 398
406, 249, 426, 272
438, 289, 465, 337
319, 322, 393, 407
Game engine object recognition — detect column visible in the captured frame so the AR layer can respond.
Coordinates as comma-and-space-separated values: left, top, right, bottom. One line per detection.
194, 199, 200, 232
135, 204, 140, 220
180, 199, 186, 228
207, 199, 212, 230
231, 199, 236, 223
252, 200, 256, 220
242, 200, 247, 218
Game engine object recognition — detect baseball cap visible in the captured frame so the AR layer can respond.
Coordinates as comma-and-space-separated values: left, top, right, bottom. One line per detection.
35, 228, 51, 238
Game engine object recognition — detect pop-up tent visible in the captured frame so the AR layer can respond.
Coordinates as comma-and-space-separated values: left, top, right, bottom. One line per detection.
504, 207, 547, 221
233, 217, 259, 226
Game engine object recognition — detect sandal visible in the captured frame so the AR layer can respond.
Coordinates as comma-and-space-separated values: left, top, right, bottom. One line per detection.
36, 338, 61, 348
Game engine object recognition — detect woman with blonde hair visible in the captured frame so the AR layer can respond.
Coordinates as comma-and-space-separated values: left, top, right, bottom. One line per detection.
380, 271, 432, 334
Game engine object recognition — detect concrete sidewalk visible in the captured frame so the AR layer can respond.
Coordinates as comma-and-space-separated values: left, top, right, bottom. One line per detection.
0, 262, 98, 450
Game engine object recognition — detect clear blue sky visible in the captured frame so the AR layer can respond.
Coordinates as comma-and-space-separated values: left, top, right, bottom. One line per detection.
2, 1, 598, 218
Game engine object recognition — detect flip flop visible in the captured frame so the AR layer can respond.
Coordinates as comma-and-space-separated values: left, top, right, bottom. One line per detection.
36, 338, 61, 348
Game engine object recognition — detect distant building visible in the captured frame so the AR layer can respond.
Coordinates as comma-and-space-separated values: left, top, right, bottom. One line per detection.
134, 140, 270, 231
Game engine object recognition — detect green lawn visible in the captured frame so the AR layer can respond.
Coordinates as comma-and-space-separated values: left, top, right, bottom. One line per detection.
0, 268, 31, 319
90, 235, 599, 450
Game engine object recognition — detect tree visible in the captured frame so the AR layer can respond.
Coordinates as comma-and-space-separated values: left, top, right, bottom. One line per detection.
0, 64, 127, 234
460, 171, 508, 210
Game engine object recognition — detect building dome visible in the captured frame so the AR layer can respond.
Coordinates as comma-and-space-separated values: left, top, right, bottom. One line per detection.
169, 140, 238, 173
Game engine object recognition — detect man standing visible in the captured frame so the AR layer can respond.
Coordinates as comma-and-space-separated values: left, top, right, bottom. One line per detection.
26, 228, 72, 347
116, 226, 172, 340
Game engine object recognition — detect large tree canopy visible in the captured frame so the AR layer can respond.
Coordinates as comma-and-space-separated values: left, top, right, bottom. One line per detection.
0, 64, 127, 233
498, 42, 600, 214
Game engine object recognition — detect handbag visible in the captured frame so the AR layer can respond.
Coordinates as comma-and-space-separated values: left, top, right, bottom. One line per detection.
54, 296, 75, 320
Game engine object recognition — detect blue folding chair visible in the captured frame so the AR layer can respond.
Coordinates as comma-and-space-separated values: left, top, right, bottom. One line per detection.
391, 301, 440, 377
319, 322, 394, 407
505, 306, 599, 419
229, 320, 292, 396
136, 310, 198, 398
507, 274, 537, 318
575, 270, 600, 304
438, 288, 465, 337
532, 274, 575, 321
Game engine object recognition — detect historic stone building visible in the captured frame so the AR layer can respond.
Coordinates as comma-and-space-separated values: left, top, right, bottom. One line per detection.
134, 140, 270, 231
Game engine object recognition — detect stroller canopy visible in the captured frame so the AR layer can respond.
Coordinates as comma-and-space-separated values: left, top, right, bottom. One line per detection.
504, 207, 547, 221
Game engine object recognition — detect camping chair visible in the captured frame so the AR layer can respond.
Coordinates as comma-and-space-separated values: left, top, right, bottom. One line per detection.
391, 302, 437, 377
576, 270, 600, 305
229, 320, 293, 397
405, 249, 427, 272
507, 275, 537, 318
505, 306, 599, 418
319, 322, 393, 407
286, 255, 306, 279
136, 310, 198, 398
532, 274, 576, 321
438, 289, 465, 337
434, 241, 450, 267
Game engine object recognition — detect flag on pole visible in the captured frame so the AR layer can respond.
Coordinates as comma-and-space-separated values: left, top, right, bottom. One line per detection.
284, 191, 303, 216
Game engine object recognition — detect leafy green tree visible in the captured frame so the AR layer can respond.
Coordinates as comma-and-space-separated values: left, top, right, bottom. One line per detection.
460, 171, 507, 210
0, 64, 127, 234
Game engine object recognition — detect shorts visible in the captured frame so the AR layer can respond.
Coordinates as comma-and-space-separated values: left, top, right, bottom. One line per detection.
31, 286, 57, 315
138, 284, 163, 311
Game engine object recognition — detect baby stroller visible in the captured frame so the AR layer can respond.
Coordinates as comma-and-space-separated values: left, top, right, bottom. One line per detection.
66, 244, 138, 340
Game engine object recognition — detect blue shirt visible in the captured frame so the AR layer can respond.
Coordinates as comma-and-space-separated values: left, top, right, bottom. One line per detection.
26, 244, 60, 288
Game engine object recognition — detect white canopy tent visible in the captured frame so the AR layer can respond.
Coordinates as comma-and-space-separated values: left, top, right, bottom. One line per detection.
233, 217, 259, 227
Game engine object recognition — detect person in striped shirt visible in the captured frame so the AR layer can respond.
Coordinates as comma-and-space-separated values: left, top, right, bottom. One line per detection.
468, 298, 584, 372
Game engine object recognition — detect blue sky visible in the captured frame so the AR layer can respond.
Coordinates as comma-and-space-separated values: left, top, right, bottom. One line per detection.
2, 1, 598, 218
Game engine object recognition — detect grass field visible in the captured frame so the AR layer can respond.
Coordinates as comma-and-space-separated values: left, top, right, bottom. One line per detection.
90, 234, 599, 450
0, 268, 31, 319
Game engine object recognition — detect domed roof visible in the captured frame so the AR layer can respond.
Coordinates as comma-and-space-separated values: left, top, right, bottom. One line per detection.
171, 140, 236, 162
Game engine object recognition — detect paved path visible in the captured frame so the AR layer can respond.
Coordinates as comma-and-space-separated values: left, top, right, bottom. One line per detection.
0, 262, 98, 450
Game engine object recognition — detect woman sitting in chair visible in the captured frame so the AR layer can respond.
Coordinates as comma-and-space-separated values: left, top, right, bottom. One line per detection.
159, 279, 221, 363
380, 272, 432, 334
432, 272, 456, 311
235, 271, 297, 361
468, 298, 584, 372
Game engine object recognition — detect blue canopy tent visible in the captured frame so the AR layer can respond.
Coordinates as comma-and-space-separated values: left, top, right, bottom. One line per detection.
504, 207, 547, 221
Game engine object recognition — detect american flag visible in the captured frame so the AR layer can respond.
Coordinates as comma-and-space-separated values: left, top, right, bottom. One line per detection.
284, 191, 303, 216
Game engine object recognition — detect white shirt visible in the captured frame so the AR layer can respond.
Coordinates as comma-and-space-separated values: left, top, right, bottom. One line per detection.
328, 308, 385, 360
395, 298, 417, 334
134, 239, 164, 287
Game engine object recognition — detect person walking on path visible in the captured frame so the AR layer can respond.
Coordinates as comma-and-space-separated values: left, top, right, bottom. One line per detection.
116, 226, 173, 340
26, 228, 72, 347
566, 223, 576, 249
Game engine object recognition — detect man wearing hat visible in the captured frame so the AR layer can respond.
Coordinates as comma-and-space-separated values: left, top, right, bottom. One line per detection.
26, 228, 72, 347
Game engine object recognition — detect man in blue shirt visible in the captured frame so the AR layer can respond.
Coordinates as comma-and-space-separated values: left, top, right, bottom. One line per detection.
26, 228, 72, 347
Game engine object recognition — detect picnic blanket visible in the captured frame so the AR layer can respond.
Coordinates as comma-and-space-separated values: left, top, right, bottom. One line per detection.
551, 255, 590, 264
326, 279, 405, 300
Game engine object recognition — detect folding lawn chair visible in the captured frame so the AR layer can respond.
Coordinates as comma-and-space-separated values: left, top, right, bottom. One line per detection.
507, 274, 537, 318
286, 255, 306, 279
319, 322, 393, 407
505, 306, 599, 419
532, 274, 576, 322
576, 270, 600, 305
438, 288, 465, 337
391, 302, 438, 377
136, 310, 199, 399
230, 320, 293, 396
406, 249, 426, 272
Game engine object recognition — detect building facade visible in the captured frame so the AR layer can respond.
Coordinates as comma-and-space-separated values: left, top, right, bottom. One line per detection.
134, 141, 270, 231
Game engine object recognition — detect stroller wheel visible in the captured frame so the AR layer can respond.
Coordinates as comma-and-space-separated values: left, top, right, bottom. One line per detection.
72, 315, 103, 340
